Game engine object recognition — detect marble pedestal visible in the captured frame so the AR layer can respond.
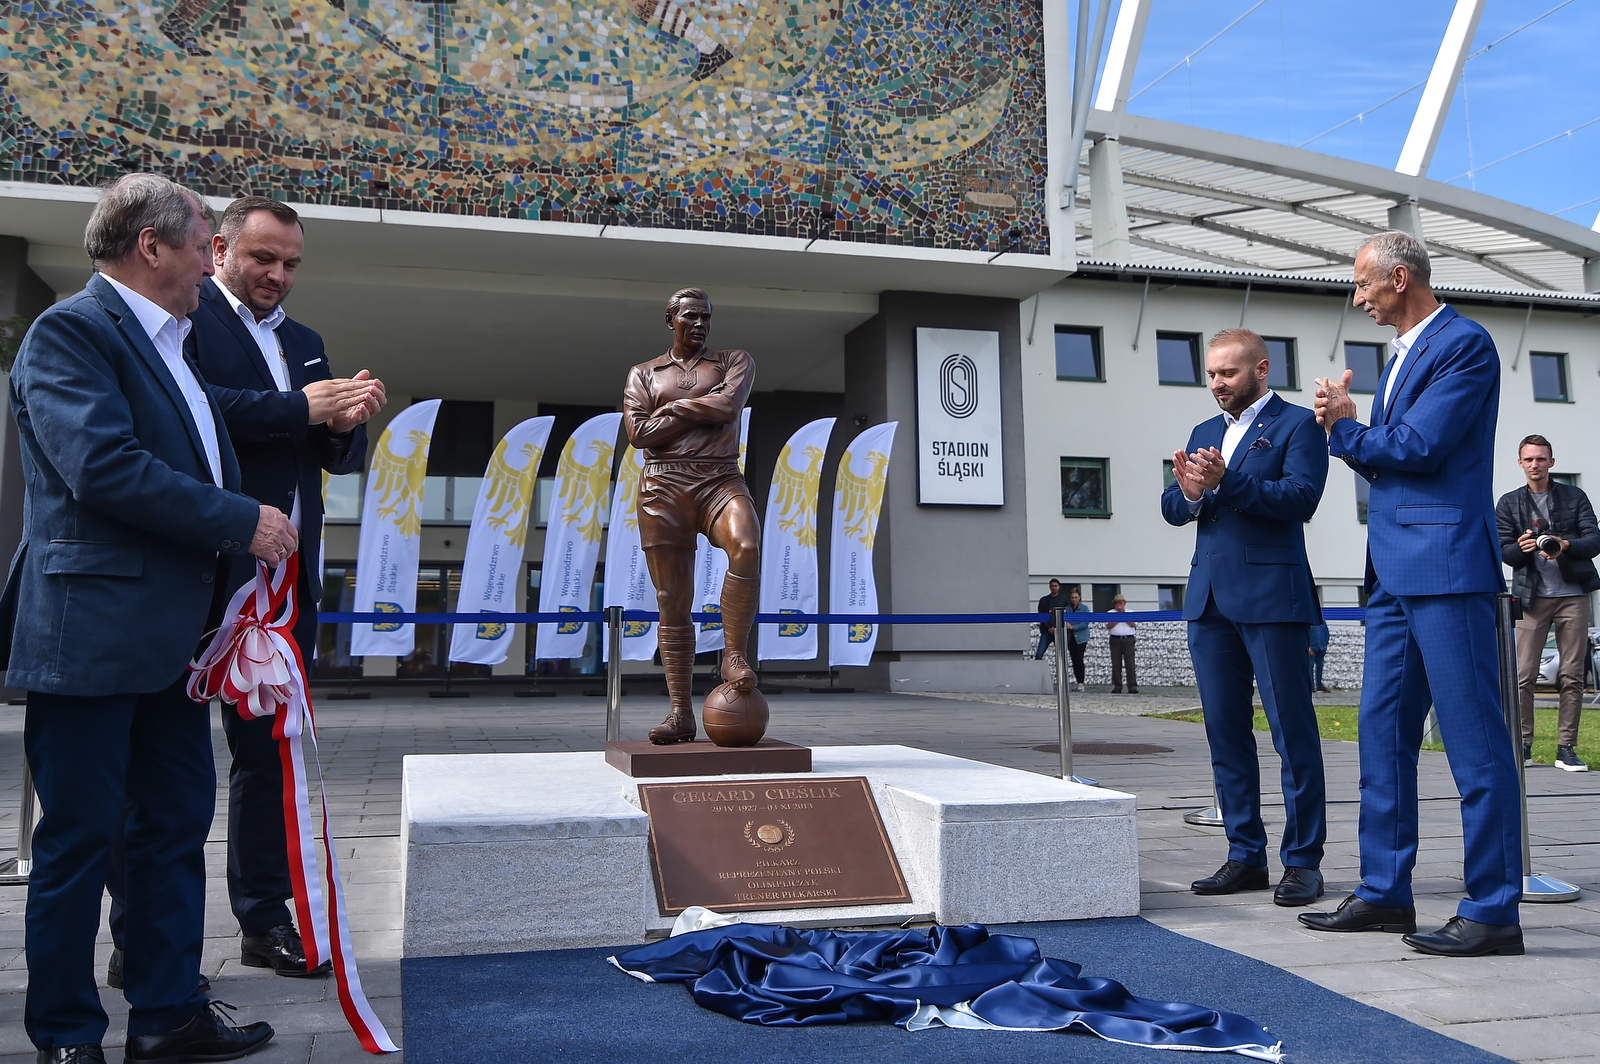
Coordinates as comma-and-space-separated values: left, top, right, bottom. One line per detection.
400, 745, 1139, 957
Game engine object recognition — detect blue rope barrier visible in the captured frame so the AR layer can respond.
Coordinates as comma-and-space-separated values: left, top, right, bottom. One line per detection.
318, 607, 1368, 625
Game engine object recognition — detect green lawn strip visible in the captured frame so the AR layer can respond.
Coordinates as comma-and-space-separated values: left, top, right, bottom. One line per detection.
1148, 706, 1596, 767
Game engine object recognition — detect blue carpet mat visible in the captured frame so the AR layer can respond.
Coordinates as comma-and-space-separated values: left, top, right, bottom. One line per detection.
401, 916, 1512, 1064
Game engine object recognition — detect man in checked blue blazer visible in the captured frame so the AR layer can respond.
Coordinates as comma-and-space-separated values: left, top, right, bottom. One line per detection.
1302, 230, 1524, 958
1162, 329, 1329, 908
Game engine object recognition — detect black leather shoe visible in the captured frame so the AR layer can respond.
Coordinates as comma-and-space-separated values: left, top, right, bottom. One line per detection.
124, 1001, 272, 1063
37, 1047, 106, 1063
1403, 916, 1524, 957
1274, 867, 1325, 907
108, 948, 211, 994
1298, 893, 1417, 933
240, 924, 331, 977
1191, 860, 1270, 895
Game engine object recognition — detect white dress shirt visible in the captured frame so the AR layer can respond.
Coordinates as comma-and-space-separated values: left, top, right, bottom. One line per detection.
1187, 389, 1276, 514
100, 273, 222, 486
1383, 303, 1448, 411
215, 282, 302, 530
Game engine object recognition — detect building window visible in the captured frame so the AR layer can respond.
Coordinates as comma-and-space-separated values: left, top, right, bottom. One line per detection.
1354, 471, 1370, 524
1530, 352, 1570, 402
1060, 457, 1110, 518
324, 473, 362, 521
1157, 585, 1185, 611
426, 399, 495, 476
1055, 326, 1104, 381
1092, 584, 1120, 613
1162, 459, 1177, 489
1157, 332, 1202, 385
1264, 337, 1298, 391
1345, 341, 1386, 394
1552, 472, 1581, 487
421, 476, 484, 523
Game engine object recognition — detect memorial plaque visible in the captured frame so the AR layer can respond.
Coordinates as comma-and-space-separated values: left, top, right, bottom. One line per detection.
638, 776, 911, 915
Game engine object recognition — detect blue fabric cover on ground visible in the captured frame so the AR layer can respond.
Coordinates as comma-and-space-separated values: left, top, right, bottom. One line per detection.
401, 916, 1517, 1064
610, 923, 1280, 1058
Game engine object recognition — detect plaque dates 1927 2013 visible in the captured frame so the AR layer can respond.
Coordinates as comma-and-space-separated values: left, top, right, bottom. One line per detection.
637, 776, 912, 915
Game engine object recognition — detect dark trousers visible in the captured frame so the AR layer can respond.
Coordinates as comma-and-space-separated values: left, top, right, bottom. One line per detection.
1066, 637, 1087, 684
1034, 627, 1055, 660
1311, 649, 1326, 689
1109, 635, 1137, 691
110, 559, 317, 946
1354, 585, 1522, 925
1188, 595, 1327, 869
24, 677, 213, 1050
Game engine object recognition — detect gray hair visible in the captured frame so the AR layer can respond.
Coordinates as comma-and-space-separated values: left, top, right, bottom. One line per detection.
84, 174, 214, 268
1357, 229, 1431, 287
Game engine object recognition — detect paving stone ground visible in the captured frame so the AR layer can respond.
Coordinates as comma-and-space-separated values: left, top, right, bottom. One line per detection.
0, 683, 1595, 1063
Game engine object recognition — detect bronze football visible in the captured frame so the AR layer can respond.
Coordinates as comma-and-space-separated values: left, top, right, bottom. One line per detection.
702, 683, 770, 747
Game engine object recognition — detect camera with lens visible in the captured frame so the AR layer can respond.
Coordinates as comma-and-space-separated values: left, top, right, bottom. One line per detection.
1533, 517, 1562, 556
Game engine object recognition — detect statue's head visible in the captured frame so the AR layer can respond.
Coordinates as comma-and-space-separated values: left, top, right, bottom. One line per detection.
666, 287, 712, 350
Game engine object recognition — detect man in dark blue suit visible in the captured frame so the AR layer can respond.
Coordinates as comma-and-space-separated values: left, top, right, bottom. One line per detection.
1162, 329, 1329, 907
103, 197, 384, 985
2, 174, 294, 1063
1302, 230, 1524, 958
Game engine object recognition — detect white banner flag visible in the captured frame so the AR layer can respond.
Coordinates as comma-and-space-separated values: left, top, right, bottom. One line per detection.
694, 408, 752, 652
351, 399, 441, 657
758, 417, 835, 661
536, 412, 623, 660
828, 422, 897, 667
602, 445, 658, 662
448, 416, 555, 666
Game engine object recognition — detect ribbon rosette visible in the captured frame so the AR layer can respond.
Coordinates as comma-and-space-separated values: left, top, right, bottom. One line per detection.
189, 555, 399, 1054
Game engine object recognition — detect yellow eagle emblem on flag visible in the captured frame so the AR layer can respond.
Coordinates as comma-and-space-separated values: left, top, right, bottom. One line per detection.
555, 435, 616, 544
368, 428, 431, 539
771, 442, 826, 548
482, 441, 543, 550
836, 449, 890, 549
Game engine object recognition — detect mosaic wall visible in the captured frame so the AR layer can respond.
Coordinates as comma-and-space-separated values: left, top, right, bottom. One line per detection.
0, 0, 1047, 252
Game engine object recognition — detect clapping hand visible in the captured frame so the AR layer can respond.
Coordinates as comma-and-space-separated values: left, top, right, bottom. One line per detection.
325, 370, 388, 434
1314, 370, 1358, 433
1173, 447, 1224, 502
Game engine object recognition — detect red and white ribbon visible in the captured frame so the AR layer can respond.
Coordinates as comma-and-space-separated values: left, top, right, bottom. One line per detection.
190, 554, 399, 1054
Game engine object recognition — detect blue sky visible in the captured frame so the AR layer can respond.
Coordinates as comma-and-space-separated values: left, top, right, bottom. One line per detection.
1074, 1, 1600, 228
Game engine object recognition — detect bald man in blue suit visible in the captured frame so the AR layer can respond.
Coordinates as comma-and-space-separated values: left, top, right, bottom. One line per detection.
1301, 231, 1523, 958
1162, 329, 1329, 908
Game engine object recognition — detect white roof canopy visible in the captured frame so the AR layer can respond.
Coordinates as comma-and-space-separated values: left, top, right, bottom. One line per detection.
1077, 111, 1600, 296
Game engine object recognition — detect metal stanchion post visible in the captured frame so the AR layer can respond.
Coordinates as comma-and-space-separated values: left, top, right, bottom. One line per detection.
1183, 787, 1225, 828
1497, 592, 1579, 902
0, 757, 36, 885
1054, 607, 1096, 787
605, 606, 624, 744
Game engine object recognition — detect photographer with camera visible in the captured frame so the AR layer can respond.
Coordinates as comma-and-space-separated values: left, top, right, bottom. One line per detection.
1496, 434, 1600, 772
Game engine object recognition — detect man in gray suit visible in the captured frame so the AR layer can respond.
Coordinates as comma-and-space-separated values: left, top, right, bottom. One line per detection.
3, 174, 296, 1064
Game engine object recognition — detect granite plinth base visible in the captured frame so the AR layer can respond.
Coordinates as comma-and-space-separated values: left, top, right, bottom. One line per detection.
604, 738, 812, 777
400, 745, 1140, 957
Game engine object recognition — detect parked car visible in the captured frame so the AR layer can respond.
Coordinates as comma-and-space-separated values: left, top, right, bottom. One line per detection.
1537, 627, 1600, 686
